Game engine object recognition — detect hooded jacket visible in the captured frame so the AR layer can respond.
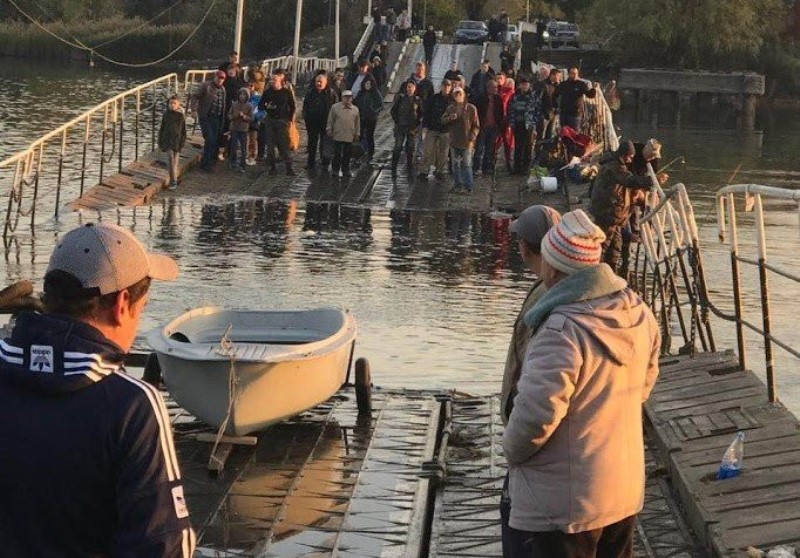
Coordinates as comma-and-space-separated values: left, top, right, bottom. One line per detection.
503, 265, 660, 534
228, 88, 254, 133
588, 153, 652, 230
158, 108, 187, 152
442, 101, 480, 149
0, 311, 195, 557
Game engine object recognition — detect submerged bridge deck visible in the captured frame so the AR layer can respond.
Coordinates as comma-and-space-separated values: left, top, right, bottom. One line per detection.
167, 380, 702, 558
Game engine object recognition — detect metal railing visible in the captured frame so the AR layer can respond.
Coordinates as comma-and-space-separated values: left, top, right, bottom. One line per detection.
0, 74, 179, 242
630, 177, 716, 359
713, 184, 800, 402
353, 20, 376, 62
184, 55, 350, 95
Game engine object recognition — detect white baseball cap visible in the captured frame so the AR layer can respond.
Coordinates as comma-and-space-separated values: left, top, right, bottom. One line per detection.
47, 223, 178, 294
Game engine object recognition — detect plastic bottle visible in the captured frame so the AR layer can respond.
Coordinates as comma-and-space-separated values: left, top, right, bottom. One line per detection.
717, 431, 745, 480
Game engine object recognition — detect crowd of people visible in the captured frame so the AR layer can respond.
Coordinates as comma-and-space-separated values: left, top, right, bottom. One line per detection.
0, 25, 681, 558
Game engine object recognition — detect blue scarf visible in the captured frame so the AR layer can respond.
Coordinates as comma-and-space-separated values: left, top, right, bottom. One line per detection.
523, 264, 627, 331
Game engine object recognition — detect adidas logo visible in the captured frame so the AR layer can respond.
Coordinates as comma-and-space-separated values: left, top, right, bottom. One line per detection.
30, 345, 54, 373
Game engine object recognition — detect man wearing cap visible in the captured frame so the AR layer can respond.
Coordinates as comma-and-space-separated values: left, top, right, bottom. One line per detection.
419, 78, 453, 179
442, 85, 480, 193
327, 90, 361, 178
508, 75, 541, 175
190, 70, 227, 171
589, 141, 668, 275
0, 223, 194, 557
500, 205, 561, 557
503, 210, 661, 558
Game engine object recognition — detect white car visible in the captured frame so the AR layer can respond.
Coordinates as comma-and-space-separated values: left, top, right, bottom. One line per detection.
506, 24, 520, 44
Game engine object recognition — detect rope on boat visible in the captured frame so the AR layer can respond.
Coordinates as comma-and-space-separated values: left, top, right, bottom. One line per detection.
209, 323, 237, 469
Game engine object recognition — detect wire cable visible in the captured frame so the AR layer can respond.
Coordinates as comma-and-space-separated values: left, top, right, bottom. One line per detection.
90, 0, 192, 50
7, 0, 218, 68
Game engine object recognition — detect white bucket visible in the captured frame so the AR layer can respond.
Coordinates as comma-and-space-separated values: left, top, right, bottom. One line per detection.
541, 176, 558, 193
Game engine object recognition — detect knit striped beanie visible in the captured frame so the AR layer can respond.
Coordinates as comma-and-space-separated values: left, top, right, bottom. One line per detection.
541, 209, 606, 274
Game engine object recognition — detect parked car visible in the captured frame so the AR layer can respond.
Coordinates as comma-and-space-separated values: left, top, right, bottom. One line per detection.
506, 24, 520, 44
544, 21, 580, 48
454, 20, 490, 44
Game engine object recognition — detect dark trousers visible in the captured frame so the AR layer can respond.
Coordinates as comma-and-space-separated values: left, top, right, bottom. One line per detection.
228, 130, 247, 168
513, 124, 534, 174
264, 117, 292, 170
332, 141, 352, 174
424, 46, 434, 66
474, 125, 499, 173
361, 118, 377, 158
560, 114, 581, 132
199, 117, 221, 168
601, 224, 624, 276
306, 123, 330, 168
391, 127, 416, 169
504, 515, 636, 558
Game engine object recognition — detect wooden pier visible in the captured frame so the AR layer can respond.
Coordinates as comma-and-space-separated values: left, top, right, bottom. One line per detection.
646, 350, 800, 556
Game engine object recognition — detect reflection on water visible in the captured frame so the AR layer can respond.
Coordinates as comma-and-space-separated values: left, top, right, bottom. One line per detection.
0, 61, 798, 416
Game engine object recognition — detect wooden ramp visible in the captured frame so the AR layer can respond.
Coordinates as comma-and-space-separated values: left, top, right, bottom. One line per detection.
69, 133, 203, 212
646, 350, 800, 556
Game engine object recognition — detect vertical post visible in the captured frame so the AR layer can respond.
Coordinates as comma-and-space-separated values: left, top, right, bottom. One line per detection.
526, 0, 530, 23
355, 357, 372, 415
366, 0, 371, 23
100, 107, 108, 185
234, 0, 245, 58
408, 0, 413, 30
727, 193, 747, 371
151, 84, 157, 152
80, 116, 90, 196
30, 145, 42, 229
753, 194, 776, 402
335, 0, 340, 63
292, 0, 304, 84
117, 99, 124, 173
135, 90, 141, 161
54, 130, 66, 219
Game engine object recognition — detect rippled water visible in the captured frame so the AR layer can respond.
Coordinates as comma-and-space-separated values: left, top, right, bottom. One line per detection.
1, 60, 799, 413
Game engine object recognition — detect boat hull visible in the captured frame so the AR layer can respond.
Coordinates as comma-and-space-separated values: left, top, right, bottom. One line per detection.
148, 307, 357, 436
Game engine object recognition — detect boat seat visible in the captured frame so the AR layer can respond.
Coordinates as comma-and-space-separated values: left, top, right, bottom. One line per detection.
190, 327, 327, 345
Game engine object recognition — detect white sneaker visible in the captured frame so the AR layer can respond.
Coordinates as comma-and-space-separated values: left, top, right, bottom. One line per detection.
246, 158, 256, 166
217, 152, 225, 161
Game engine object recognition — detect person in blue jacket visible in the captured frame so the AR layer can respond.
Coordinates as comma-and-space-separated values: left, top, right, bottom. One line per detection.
0, 222, 195, 558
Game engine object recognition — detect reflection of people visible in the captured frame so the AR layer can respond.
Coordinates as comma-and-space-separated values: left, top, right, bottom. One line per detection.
0, 223, 194, 556
503, 210, 661, 558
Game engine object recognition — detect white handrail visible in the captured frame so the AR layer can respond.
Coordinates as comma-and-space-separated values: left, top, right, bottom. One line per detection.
354, 21, 376, 60
0, 74, 179, 169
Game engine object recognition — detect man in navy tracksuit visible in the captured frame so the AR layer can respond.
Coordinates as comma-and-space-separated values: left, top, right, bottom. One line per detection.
0, 223, 195, 557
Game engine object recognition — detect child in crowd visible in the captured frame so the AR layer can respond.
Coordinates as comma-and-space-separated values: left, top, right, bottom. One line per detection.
157, 95, 187, 190
247, 74, 266, 165
227, 88, 254, 172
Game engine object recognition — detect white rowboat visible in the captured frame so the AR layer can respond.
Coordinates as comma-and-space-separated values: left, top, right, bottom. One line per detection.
147, 307, 357, 436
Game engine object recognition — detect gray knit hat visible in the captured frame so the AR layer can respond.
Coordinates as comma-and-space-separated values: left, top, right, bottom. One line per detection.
47, 223, 178, 294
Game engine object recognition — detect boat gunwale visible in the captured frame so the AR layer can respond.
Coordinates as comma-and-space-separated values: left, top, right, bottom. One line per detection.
146, 306, 357, 363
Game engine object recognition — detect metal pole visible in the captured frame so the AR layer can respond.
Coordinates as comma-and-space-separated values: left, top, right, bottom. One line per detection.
408, 0, 413, 32
526, 0, 530, 23
234, 0, 245, 58
366, 0, 372, 24
754, 194, 777, 402
423, 0, 427, 29
335, 0, 340, 63
727, 193, 747, 371
292, 0, 304, 84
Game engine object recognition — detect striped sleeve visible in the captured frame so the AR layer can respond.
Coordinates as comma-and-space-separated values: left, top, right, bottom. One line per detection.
112, 372, 195, 558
